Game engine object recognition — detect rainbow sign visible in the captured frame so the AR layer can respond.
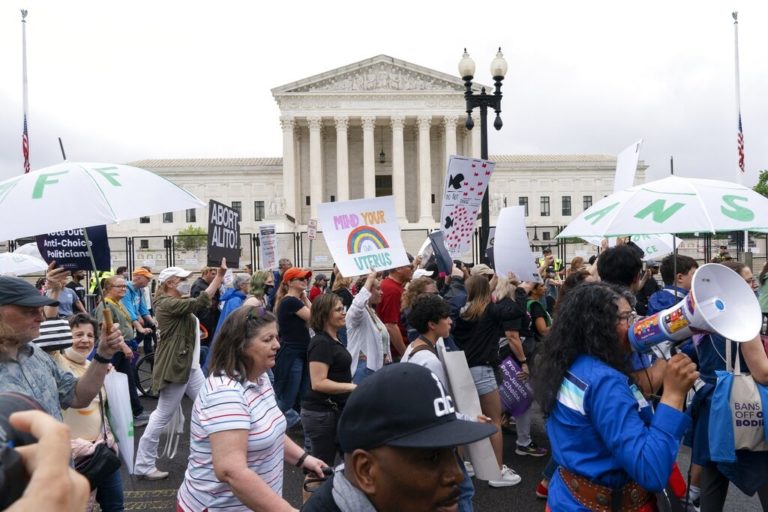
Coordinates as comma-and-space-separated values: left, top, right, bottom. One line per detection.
347, 225, 389, 254
317, 196, 409, 277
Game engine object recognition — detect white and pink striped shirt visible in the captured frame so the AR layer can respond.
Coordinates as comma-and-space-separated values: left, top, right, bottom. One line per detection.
177, 374, 287, 511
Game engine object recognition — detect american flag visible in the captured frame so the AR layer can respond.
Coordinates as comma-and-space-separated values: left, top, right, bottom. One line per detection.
737, 112, 745, 173
22, 113, 30, 173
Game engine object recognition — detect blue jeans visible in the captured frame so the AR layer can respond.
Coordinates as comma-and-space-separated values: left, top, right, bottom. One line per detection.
95, 467, 124, 512
457, 452, 474, 512
352, 359, 375, 385
273, 344, 309, 428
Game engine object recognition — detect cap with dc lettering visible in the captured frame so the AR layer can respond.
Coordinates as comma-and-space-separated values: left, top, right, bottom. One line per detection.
337, 363, 496, 452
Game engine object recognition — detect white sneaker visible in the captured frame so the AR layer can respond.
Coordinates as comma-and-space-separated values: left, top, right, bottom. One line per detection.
463, 460, 475, 477
488, 465, 522, 487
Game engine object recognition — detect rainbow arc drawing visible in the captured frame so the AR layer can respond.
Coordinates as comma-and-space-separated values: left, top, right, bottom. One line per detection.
347, 225, 389, 254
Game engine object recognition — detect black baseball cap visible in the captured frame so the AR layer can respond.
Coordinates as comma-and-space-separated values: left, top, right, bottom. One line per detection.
0, 276, 58, 307
338, 363, 496, 452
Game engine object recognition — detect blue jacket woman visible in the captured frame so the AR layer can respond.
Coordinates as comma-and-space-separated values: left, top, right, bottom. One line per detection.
534, 282, 698, 511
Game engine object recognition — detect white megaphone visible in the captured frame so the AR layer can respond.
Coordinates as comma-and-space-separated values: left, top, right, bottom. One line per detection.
629, 263, 762, 352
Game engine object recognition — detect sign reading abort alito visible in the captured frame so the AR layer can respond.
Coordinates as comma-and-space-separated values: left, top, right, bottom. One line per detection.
207, 199, 240, 268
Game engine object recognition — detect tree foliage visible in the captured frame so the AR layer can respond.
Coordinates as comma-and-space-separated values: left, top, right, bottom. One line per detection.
176, 226, 207, 251
753, 170, 768, 198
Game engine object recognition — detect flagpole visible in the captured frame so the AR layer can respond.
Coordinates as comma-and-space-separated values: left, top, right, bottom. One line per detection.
733, 11, 749, 255
21, 9, 30, 174
733, 11, 744, 181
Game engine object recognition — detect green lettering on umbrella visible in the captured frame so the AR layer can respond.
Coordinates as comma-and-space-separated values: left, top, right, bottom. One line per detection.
32, 171, 69, 199
634, 200, 684, 223
721, 195, 754, 221
94, 167, 121, 186
0, 180, 19, 201
584, 202, 619, 225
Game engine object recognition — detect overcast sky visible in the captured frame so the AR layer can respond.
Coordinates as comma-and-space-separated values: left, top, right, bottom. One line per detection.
1, 0, 766, 186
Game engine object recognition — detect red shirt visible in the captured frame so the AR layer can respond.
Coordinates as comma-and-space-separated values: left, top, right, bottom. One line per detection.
309, 285, 324, 303
376, 277, 406, 357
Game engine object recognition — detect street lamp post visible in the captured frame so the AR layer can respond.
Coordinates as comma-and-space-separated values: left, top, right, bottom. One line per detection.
459, 48, 507, 264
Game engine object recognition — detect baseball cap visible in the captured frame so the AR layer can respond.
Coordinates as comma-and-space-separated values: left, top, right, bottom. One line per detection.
0, 276, 59, 307
158, 267, 192, 284
337, 363, 496, 452
413, 268, 435, 279
133, 268, 154, 280
646, 259, 659, 268
283, 267, 312, 282
470, 264, 495, 277
313, 273, 329, 283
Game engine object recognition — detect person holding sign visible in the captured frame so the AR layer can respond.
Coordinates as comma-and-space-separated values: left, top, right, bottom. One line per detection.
273, 267, 313, 429
134, 259, 226, 480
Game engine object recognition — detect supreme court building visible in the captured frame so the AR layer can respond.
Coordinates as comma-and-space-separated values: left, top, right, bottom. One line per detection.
117, 54, 646, 253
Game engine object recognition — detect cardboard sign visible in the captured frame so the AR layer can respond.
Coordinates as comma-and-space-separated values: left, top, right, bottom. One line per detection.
439, 155, 496, 257
259, 224, 277, 271
494, 207, 542, 283
36, 225, 110, 271
207, 200, 240, 267
317, 196, 409, 277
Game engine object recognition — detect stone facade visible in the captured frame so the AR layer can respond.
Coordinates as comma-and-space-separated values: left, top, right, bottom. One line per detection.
112, 55, 646, 246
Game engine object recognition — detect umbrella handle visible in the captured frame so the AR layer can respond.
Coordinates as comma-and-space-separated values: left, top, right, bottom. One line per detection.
102, 308, 113, 334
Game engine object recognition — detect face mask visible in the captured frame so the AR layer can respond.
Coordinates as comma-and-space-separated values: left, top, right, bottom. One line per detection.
264, 284, 274, 296
177, 281, 192, 296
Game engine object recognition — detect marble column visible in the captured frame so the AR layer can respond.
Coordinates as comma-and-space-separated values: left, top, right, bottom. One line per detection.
308, 116, 323, 219
417, 115, 433, 224
443, 115, 458, 162
334, 116, 349, 202
471, 112, 481, 158
390, 115, 407, 223
362, 116, 376, 198
280, 116, 297, 224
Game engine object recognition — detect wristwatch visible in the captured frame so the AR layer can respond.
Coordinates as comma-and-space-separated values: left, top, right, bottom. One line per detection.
93, 352, 111, 364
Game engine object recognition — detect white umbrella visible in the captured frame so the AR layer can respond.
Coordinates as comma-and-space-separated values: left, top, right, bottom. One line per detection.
0, 162, 205, 241
557, 176, 768, 239
0, 252, 48, 276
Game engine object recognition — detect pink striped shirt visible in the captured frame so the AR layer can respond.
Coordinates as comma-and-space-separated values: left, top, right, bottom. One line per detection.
178, 374, 287, 511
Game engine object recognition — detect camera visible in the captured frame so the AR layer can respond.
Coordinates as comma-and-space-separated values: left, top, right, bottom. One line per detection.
0, 392, 44, 510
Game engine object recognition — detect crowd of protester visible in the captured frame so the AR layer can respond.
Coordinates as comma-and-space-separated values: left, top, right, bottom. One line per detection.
2, 240, 768, 512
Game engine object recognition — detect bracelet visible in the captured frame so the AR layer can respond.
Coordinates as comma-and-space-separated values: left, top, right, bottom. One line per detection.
295, 452, 309, 468
93, 352, 111, 364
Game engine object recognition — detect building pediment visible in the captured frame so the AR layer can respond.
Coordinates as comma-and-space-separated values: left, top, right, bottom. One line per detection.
272, 55, 483, 95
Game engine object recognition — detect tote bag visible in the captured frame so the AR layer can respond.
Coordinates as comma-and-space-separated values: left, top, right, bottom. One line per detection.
708, 339, 768, 463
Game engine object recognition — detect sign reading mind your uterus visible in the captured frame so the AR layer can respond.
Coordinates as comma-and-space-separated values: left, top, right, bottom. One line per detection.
317, 196, 409, 277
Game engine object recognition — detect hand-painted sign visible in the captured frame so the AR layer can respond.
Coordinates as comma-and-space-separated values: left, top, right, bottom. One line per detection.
440, 155, 495, 257
317, 196, 409, 277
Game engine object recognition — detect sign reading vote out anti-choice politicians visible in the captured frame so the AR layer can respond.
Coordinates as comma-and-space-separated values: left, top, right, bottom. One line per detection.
207, 199, 240, 267
36, 225, 111, 270
440, 155, 496, 257
317, 196, 409, 277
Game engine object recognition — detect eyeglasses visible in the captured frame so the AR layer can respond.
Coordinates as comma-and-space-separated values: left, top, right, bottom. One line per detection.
111, 284, 127, 289
618, 311, 638, 324
292, 277, 307, 282
333, 306, 347, 313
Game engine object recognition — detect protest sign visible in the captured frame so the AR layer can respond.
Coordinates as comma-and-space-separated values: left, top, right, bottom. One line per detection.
317, 196, 408, 277
259, 224, 277, 271
485, 227, 496, 270
207, 200, 240, 267
307, 218, 318, 240
428, 231, 453, 276
494, 207, 542, 283
36, 225, 110, 270
439, 155, 496, 257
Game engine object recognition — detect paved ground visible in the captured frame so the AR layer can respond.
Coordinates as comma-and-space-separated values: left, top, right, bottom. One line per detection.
109, 395, 762, 511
